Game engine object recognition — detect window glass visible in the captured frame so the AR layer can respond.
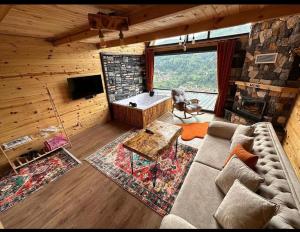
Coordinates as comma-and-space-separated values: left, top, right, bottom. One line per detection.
210, 23, 251, 38
154, 51, 218, 93
188, 31, 208, 41
153, 35, 184, 46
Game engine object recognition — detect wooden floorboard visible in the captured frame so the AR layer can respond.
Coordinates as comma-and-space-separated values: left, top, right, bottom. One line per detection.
0, 121, 162, 229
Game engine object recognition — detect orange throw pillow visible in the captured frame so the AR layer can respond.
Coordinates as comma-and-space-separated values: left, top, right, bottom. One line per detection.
224, 144, 258, 170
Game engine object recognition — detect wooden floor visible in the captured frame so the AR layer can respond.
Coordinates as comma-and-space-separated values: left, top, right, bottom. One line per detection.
0, 112, 217, 229
0, 121, 162, 229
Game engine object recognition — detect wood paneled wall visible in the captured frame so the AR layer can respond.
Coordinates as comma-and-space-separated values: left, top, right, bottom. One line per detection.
283, 93, 300, 180
0, 34, 145, 170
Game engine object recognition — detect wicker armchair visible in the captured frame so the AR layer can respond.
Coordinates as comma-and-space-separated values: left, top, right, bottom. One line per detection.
171, 89, 203, 119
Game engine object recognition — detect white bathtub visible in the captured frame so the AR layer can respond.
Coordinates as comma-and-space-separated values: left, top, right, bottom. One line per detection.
112, 92, 171, 110
111, 92, 172, 128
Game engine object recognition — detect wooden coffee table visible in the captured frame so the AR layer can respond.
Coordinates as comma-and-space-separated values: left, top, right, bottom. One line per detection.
123, 120, 182, 187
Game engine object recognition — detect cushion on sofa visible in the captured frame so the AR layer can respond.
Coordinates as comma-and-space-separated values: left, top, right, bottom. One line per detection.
170, 162, 223, 229
215, 155, 264, 194
231, 125, 254, 142
160, 214, 196, 229
194, 134, 231, 170
229, 134, 254, 153
214, 179, 279, 229
207, 121, 238, 140
225, 143, 259, 169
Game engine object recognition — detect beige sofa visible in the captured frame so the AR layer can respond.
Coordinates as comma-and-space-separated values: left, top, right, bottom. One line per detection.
160, 121, 300, 229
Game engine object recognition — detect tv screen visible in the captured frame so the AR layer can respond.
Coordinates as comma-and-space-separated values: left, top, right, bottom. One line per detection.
67, 75, 104, 100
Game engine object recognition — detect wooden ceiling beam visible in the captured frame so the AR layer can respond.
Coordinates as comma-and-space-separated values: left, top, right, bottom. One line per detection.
0, 5, 12, 23
100, 5, 300, 49
52, 5, 198, 46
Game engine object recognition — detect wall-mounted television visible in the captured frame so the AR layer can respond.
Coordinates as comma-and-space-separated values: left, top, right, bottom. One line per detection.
67, 75, 104, 100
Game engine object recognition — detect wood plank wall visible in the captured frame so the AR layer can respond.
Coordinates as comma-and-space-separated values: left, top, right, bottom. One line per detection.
283, 93, 300, 180
0, 34, 145, 171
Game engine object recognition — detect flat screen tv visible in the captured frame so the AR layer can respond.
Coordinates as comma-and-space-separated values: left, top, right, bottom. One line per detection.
67, 75, 104, 100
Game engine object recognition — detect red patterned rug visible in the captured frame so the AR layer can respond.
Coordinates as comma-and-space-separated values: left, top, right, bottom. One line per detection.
0, 148, 81, 213
85, 130, 197, 216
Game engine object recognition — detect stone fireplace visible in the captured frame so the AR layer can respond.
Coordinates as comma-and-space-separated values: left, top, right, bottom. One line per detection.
236, 96, 267, 121
225, 81, 298, 141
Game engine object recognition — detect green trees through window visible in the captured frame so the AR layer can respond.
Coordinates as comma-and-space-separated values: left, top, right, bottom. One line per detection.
154, 51, 218, 93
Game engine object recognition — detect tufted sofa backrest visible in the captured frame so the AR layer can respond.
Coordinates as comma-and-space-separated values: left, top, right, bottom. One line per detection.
252, 122, 300, 229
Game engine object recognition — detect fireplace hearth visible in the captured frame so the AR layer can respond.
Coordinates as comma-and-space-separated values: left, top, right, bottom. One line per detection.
236, 97, 267, 121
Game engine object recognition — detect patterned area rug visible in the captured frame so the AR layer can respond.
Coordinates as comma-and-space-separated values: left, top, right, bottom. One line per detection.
0, 148, 81, 213
85, 130, 198, 216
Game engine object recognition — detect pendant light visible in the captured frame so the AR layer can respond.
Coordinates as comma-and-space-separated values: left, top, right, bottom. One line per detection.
98, 30, 106, 48
179, 35, 182, 45
119, 30, 125, 48
192, 34, 195, 44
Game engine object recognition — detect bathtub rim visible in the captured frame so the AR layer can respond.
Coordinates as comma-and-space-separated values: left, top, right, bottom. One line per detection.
111, 93, 171, 111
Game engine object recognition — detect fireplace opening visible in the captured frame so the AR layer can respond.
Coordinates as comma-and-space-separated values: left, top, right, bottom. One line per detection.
236, 97, 267, 121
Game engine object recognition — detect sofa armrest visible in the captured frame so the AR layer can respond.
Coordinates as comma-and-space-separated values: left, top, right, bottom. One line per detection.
160, 214, 196, 229
207, 121, 239, 140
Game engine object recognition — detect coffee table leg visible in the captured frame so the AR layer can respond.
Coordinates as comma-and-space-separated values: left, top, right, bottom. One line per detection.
153, 161, 158, 187
174, 137, 178, 160
130, 152, 134, 175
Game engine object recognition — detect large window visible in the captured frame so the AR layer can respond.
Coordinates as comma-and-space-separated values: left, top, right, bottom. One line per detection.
150, 23, 251, 46
154, 51, 218, 93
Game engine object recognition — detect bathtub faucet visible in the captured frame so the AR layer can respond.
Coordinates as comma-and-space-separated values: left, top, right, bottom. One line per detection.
129, 102, 137, 107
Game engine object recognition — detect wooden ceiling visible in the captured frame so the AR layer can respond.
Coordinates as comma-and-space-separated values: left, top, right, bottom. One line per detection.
0, 4, 300, 48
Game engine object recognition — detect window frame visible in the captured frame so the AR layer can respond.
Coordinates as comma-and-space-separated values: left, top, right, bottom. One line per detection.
150, 23, 251, 48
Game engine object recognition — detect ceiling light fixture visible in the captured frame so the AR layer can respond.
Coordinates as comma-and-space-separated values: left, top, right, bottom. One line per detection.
98, 30, 106, 48
182, 35, 187, 52
119, 30, 125, 48
179, 35, 182, 46
192, 34, 195, 44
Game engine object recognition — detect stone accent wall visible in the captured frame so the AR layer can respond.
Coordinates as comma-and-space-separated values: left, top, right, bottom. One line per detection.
241, 15, 300, 86
101, 53, 146, 102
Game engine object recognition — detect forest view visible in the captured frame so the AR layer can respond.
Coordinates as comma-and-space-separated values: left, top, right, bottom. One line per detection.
154, 51, 218, 93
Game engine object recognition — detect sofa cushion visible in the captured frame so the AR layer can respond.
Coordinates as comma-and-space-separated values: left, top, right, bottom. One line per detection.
194, 134, 231, 170
207, 121, 238, 140
170, 162, 223, 228
229, 134, 254, 153
214, 179, 279, 229
215, 155, 264, 194
252, 122, 300, 229
231, 124, 254, 142
160, 214, 196, 229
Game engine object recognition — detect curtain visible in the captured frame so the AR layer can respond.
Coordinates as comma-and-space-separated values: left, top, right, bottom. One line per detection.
145, 48, 154, 91
214, 39, 237, 117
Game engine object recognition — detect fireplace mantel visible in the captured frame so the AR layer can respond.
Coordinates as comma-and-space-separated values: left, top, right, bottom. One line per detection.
235, 81, 299, 94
